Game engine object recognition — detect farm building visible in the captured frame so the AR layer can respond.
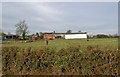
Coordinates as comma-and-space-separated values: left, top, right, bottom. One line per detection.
31, 34, 40, 40
43, 33, 55, 39
65, 33, 87, 39
32, 37, 39, 40
53, 33, 88, 39
36, 32, 89, 40
54, 33, 65, 39
0, 36, 4, 40
2, 34, 19, 40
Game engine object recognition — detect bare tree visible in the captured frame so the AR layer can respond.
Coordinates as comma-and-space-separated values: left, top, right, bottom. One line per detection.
15, 20, 29, 40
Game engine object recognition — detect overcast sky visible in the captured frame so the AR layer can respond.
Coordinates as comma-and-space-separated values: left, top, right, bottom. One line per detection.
2, 2, 118, 35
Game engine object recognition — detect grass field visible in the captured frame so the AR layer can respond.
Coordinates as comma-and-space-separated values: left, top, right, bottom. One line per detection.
2, 38, 118, 50
2, 38, 119, 75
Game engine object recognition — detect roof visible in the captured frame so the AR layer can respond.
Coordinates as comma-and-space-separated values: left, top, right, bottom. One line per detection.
42, 32, 87, 34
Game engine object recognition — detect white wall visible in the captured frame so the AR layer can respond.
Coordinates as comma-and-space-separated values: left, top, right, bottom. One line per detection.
65, 34, 87, 39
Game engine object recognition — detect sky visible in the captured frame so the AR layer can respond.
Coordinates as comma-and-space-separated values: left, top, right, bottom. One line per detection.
1, 1, 118, 35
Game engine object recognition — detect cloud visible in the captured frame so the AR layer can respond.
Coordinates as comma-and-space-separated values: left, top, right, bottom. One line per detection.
2, 2, 66, 33
1, 0, 119, 2
2, 2, 118, 35
0, 3, 2, 32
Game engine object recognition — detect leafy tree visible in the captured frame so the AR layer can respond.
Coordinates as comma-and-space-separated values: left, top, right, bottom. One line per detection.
36, 32, 39, 38
0, 32, 6, 36
78, 30, 81, 33
96, 34, 109, 38
66, 30, 72, 33
15, 20, 29, 40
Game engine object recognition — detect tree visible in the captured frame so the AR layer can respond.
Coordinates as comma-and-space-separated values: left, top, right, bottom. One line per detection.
78, 30, 81, 33
36, 32, 39, 38
96, 34, 109, 38
15, 20, 29, 40
53, 31, 55, 33
66, 30, 72, 33
0, 32, 6, 36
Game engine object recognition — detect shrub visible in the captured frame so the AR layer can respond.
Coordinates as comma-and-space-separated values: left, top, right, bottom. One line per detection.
2, 45, 118, 75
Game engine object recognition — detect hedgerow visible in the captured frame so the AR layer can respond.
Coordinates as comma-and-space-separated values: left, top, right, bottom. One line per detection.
2, 45, 118, 75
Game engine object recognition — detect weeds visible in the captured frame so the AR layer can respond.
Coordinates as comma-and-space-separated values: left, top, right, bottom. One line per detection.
2, 45, 118, 75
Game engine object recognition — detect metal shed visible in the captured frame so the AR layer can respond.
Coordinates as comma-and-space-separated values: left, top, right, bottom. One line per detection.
65, 34, 87, 39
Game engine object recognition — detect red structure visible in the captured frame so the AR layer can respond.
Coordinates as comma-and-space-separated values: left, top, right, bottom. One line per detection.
32, 37, 39, 40
43, 34, 55, 39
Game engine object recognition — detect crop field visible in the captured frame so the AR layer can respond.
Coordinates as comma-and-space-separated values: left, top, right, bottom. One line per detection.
2, 38, 119, 75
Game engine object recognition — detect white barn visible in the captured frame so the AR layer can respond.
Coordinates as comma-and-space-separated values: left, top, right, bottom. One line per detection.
65, 34, 87, 39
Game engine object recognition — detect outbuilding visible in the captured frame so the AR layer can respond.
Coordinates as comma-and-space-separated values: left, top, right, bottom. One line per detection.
65, 33, 87, 39
43, 33, 55, 39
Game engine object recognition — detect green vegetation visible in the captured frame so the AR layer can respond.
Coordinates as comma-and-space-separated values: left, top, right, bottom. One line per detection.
2, 38, 118, 75
2, 38, 118, 50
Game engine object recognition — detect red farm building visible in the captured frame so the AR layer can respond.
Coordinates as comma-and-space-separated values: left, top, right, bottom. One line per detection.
43, 33, 55, 39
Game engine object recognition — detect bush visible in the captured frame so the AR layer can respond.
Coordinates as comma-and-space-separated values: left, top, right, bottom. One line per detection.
2, 45, 118, 75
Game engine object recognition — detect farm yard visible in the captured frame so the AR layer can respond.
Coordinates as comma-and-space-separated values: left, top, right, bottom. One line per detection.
2, 38, 119, 75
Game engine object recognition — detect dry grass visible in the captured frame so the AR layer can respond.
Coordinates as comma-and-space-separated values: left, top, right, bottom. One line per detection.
2, 44, 118, 75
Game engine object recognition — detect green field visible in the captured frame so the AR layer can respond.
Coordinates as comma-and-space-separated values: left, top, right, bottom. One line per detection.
2, 38, 118, 50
